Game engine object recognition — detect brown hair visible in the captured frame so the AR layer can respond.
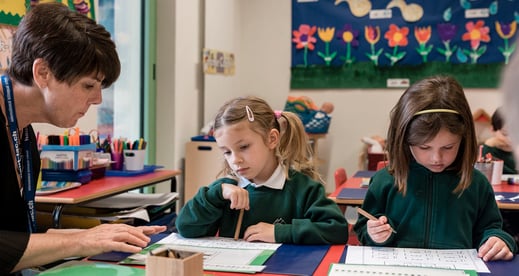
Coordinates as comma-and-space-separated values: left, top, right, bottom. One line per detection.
386, 75, 477, 195
7, 2, 120, 88
213, 96, 321, 181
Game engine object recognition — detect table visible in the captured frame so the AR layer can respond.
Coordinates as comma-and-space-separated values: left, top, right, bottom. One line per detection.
36, 169, 181, 228
83, 242, 518, 275
329, 171, 519, 210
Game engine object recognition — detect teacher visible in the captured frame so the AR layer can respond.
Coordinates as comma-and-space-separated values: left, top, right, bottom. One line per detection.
0, 3, 165, 275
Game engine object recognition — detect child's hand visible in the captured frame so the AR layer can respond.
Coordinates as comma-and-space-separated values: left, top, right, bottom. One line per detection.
221, 183, 250, 210
366, 216, 392, 243
243, 222, 275, 243
478, 236, 514, 261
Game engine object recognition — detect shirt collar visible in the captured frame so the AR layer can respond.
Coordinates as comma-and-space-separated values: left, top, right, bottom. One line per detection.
238, 164, 286, 189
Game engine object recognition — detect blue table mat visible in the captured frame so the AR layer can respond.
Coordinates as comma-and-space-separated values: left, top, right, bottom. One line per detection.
105, 165, 163, 177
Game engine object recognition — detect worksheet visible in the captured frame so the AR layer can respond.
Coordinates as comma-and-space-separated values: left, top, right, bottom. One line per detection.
345, 246, 489, 273
120, 233, 281, 273
329, 263, 477, 276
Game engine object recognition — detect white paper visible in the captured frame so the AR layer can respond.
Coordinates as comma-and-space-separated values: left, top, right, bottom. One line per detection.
80, 192, 178, 209
87, 208, 150, 222
124, 233, 280, 273
345, 246, 489, 273
329, 263, 474, 276
157, 233, 281, 251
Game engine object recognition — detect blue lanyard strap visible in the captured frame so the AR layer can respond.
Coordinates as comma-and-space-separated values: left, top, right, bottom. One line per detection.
1, 75, 36, 233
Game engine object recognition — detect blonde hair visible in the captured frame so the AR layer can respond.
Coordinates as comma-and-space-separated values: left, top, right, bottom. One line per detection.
213, 96, 321, 181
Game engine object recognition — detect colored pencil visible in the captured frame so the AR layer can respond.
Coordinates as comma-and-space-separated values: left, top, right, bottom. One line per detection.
357, 207, 397, 234
234, 209, 244, 240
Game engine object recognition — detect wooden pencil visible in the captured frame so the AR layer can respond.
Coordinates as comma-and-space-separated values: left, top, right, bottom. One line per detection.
234, 209, 244, 240
357, 207, 397, 234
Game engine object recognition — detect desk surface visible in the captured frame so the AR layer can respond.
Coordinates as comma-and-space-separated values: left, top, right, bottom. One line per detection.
36, 169, 181, 204
329, 171, 519, 210
85, 243, 516, 276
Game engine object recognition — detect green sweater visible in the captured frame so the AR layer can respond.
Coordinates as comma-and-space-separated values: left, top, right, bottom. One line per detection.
354, 162, 517, 253
482, 144, 517, 174
176, 170, 348, 244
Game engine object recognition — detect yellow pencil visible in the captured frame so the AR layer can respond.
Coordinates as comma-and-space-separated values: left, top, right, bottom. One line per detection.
357, 207, 397, 234
234, 209, 244, 240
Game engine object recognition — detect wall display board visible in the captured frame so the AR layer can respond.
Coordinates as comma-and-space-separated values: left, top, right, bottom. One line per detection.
0, 0, 96, 72
291, 0, 519, 88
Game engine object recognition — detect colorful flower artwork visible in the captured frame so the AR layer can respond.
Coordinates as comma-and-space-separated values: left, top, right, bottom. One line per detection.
292, 0, 519, 88
0, 0, 96, 72
0, 0, 96, 27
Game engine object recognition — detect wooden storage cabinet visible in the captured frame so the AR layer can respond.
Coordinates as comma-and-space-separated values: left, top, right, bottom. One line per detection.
183, 141, 223, 207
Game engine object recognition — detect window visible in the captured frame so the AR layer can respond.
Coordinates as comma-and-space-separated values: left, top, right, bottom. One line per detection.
97, 0, 144, 140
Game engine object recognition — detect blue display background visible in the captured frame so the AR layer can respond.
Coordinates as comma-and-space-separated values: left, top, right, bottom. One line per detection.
292, 0, 518, 67
291, 0, 519, 88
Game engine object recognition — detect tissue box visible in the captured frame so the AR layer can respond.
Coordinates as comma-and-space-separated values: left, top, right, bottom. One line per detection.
146, 248, 203, 276
40, 144, 96, 171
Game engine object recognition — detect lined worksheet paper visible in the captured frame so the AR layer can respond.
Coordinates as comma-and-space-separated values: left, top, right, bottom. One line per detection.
157, 233, 281, 250
121, 233, 282, 273
329, 263, 476, 276
345, 246, 489, 273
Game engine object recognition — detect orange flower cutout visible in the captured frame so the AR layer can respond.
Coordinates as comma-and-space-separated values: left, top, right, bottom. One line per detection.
414, 26, 431, 44
462, 20, 490, 50
385, 24, 409, 47
292, 24, 317, 51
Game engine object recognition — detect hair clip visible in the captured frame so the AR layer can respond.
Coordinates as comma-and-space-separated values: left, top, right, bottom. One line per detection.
245, 105, 255, 122
274, 110, 282, 119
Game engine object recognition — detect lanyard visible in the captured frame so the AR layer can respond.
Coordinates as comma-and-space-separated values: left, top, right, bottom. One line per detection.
1, 75, 36, 233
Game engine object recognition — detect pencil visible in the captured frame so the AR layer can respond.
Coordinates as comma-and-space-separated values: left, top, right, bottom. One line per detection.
357, 207, 397, 234
234, 209, 244, 240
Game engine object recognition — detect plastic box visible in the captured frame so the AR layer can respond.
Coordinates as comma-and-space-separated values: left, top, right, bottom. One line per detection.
40, 144, 95, 184
40, 144, 96, 171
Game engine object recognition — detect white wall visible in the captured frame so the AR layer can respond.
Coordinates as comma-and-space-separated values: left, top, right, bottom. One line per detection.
152, 0, 503, 196
154, 0, 204, 195
32, 106, 98, 136
203, 0, 240, 122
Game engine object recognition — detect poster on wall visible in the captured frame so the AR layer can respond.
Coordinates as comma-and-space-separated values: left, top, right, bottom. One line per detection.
0, 24, 15, 72
291, 0, 519, 89
203, 48, 236, 76
0, 0, 96, 72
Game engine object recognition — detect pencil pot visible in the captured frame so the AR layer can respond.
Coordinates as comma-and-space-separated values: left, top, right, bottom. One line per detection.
474, 162, 493, 183
146, 249, 203, 276
110, 152, 124, 171
123, 149, 146, 171
491, 160, 504, 185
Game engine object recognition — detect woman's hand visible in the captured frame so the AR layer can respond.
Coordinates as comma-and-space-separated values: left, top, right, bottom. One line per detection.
478, 236, 514, 261
69, 223, 166, 256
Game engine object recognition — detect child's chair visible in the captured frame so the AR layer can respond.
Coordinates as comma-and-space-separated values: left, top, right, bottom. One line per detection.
334, 167, 348, 189
376, 160, 389, 171
333, 167, 360, 245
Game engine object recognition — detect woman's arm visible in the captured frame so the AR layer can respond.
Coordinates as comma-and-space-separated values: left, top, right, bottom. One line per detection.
13, 224, 165, 272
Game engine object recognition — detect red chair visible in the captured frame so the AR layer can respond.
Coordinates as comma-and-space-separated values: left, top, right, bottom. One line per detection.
334, 167, 348, 189
376, 160, 389, 171
333, 168, 360, 245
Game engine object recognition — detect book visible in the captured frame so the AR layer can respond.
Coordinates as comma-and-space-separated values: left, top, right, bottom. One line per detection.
337, 188, 367, 200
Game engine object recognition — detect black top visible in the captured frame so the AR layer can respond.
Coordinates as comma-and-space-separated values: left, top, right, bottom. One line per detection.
0, 111, 40, 275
